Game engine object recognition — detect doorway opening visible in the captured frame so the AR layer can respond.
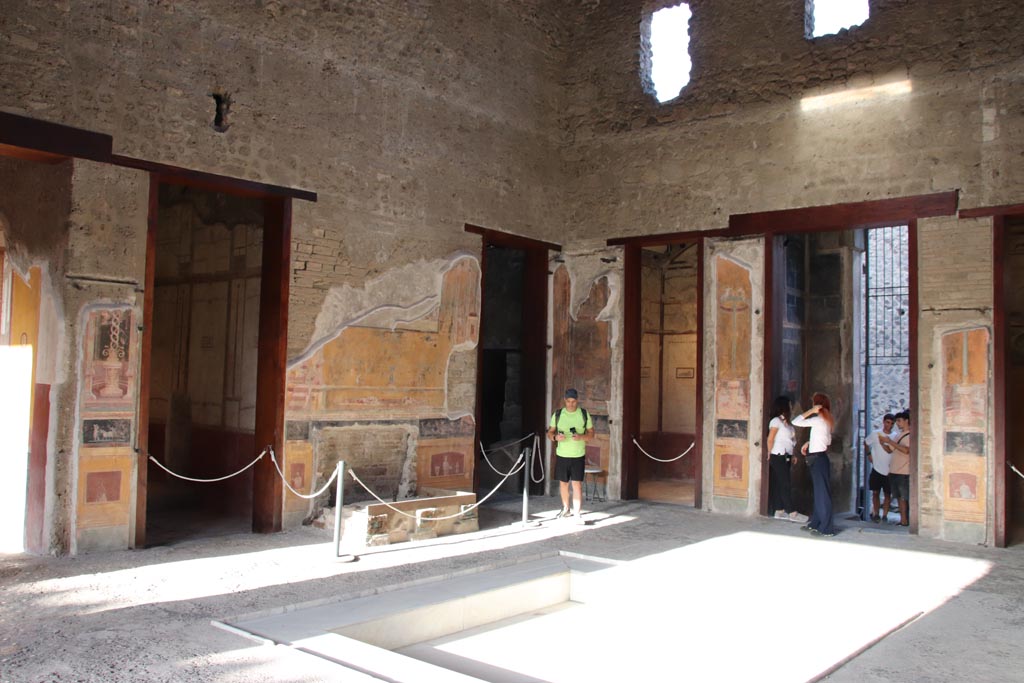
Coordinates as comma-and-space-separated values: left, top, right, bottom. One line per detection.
144, 185, 265, 545
474, 235, 550, 501
636, 242, 700, 506
767, 226, 910, 527
1002, 216, 1024, 545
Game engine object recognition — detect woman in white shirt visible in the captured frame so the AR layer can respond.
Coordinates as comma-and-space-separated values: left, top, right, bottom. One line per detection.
766, 396, 807, 523
791, 392, 836, 536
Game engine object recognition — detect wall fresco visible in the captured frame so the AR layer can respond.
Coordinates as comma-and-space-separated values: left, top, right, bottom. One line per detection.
286, 257, 479, 420
713, 256, 753, 499
76, 307, 138, 550
941, 328, 989, 525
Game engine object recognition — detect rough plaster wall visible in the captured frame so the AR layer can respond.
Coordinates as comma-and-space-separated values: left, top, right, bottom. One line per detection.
918, 216, 993, 544
0, 0, 575, 359
560, 0, 1024, 238
57, 162, 149, 554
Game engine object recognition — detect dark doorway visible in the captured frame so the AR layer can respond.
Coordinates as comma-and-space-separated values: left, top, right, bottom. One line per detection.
1002, 216, 1024, 545
472, 228, 553, 499
635, 242, 700, 506
143, 185, 265, 545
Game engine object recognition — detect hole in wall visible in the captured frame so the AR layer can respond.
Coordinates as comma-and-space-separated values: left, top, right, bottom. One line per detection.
211, 92, 231, 133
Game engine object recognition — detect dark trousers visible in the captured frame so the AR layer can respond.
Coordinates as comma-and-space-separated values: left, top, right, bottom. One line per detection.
768, 454, 793, 513
807, 452, 834, 534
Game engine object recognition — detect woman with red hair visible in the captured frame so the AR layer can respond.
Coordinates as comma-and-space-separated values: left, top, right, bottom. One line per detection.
792, 393, 836, 536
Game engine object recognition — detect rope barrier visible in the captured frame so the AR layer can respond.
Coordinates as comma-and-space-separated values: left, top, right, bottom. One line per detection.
632, 437, 695, 463
347, 450, 525, 521
148, 448, 267, 483
530, 434, 546, 484
269, 447, 340, 499
1010, 462, 1024, 481
479, 433, 534, 477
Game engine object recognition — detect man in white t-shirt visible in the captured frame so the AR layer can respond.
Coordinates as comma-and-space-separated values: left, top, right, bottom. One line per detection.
864, 413, 897, 523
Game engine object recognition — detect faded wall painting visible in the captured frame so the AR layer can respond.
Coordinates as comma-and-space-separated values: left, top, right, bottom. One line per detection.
287, 257, 479, 420
551, 265, 613, 475
941, 328, 989, 525
713, 256, 752, 499
76, 307, 137, 549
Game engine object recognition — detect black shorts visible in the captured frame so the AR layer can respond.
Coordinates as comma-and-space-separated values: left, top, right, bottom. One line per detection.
890, 473, 910, 500
554, 455, 585, 482
869, 469, 890, 494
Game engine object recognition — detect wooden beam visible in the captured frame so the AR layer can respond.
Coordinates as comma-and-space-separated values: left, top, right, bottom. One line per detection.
760, 235, 774, 516
134, 175, 160, 548
607, 227, 729, 247
0, 111, 112, 162
620, 242, 641, 499
465, 223, 561, 252
959, 203, 1024, 219
694, 237, 705, 510
993, 215, 1007, 547
730, 192, 959, 234
252, 197, 291, 533
114, 155, 317, 202
908, 220, 920, 535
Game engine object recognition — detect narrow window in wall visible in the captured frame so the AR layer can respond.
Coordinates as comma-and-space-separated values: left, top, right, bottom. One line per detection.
642, 3, 692, 104
807, 0, 869, 38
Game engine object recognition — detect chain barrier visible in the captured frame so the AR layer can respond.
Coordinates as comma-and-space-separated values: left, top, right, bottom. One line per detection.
148, 448, 267, 483
347, 450, 525, 521
268, 447, 341, 499
1010, 462, 1024, 481
632, 437, 695, 463
479, 433, 534, 477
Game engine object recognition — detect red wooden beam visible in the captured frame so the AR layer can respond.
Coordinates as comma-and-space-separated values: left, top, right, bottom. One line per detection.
465, 223, 561, 252
959, 203, 1024, 219
992, 215, 1007, 547
730, 192, 958, 233
0, 111, 112, 162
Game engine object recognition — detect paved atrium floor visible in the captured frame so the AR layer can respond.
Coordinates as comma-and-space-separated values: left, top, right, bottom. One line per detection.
1, 497, 1021, 682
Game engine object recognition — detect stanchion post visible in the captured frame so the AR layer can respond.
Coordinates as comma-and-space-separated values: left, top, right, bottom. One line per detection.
521, 446, 541, 527
334, 460, 356, 562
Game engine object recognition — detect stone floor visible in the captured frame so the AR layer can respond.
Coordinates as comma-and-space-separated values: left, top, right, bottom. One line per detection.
1, 496, 1022, 682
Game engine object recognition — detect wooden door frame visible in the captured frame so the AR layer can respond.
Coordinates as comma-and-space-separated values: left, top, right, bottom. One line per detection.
137, 180, 296, 544
610, 192, 956, 520
961, 202, 1024, 548
618, 237, 705, 506
465, 224, 560, 495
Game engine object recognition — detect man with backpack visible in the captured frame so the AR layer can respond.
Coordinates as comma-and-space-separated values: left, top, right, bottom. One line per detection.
546, 388, 594, 524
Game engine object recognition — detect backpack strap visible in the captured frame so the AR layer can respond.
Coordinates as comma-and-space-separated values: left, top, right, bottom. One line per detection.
555, 407, 589, 431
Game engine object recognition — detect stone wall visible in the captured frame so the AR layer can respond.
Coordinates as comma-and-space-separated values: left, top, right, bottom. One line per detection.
559, 0, 1024, 238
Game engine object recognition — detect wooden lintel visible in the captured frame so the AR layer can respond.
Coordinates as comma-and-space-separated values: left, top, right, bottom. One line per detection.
729, 191, 959, 233
0, 111, 112, 162
959, 203, 1024, 219
465, 223, 561, 252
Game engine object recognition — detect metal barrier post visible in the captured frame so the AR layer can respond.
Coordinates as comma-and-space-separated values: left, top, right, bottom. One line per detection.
521, 446, 541, 527
334, 460, 356, 562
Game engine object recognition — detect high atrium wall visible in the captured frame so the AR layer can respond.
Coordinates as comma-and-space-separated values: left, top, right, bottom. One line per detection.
0, 0, 1021, 551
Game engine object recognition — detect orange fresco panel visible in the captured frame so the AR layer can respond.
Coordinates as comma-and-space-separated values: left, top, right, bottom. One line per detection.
283, 441, 314, 513
715, 256, 752, 382
943, 454, 986, 524
965, 328, 989, 384
713, 438, 748, 498
77, 449, 133, 529
416, 436, 474, 492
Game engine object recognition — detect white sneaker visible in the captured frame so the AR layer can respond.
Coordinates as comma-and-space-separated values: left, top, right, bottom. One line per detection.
773, 510, 788, 520
789, 511, 809, 524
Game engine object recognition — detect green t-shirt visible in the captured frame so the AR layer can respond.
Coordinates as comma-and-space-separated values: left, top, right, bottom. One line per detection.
550, 408, 593, 458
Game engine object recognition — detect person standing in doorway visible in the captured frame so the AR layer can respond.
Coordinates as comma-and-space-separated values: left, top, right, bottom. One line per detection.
793, 393, 836, 537
888, 410, 912, 527
767, 396, 808, 523
864, 413, 897, 523
547, 388, 594, 525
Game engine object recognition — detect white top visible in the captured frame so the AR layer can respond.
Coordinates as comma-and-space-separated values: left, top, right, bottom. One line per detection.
768, 417, 796, 455
792, 413, 832, 453
864, 429, 893, 475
